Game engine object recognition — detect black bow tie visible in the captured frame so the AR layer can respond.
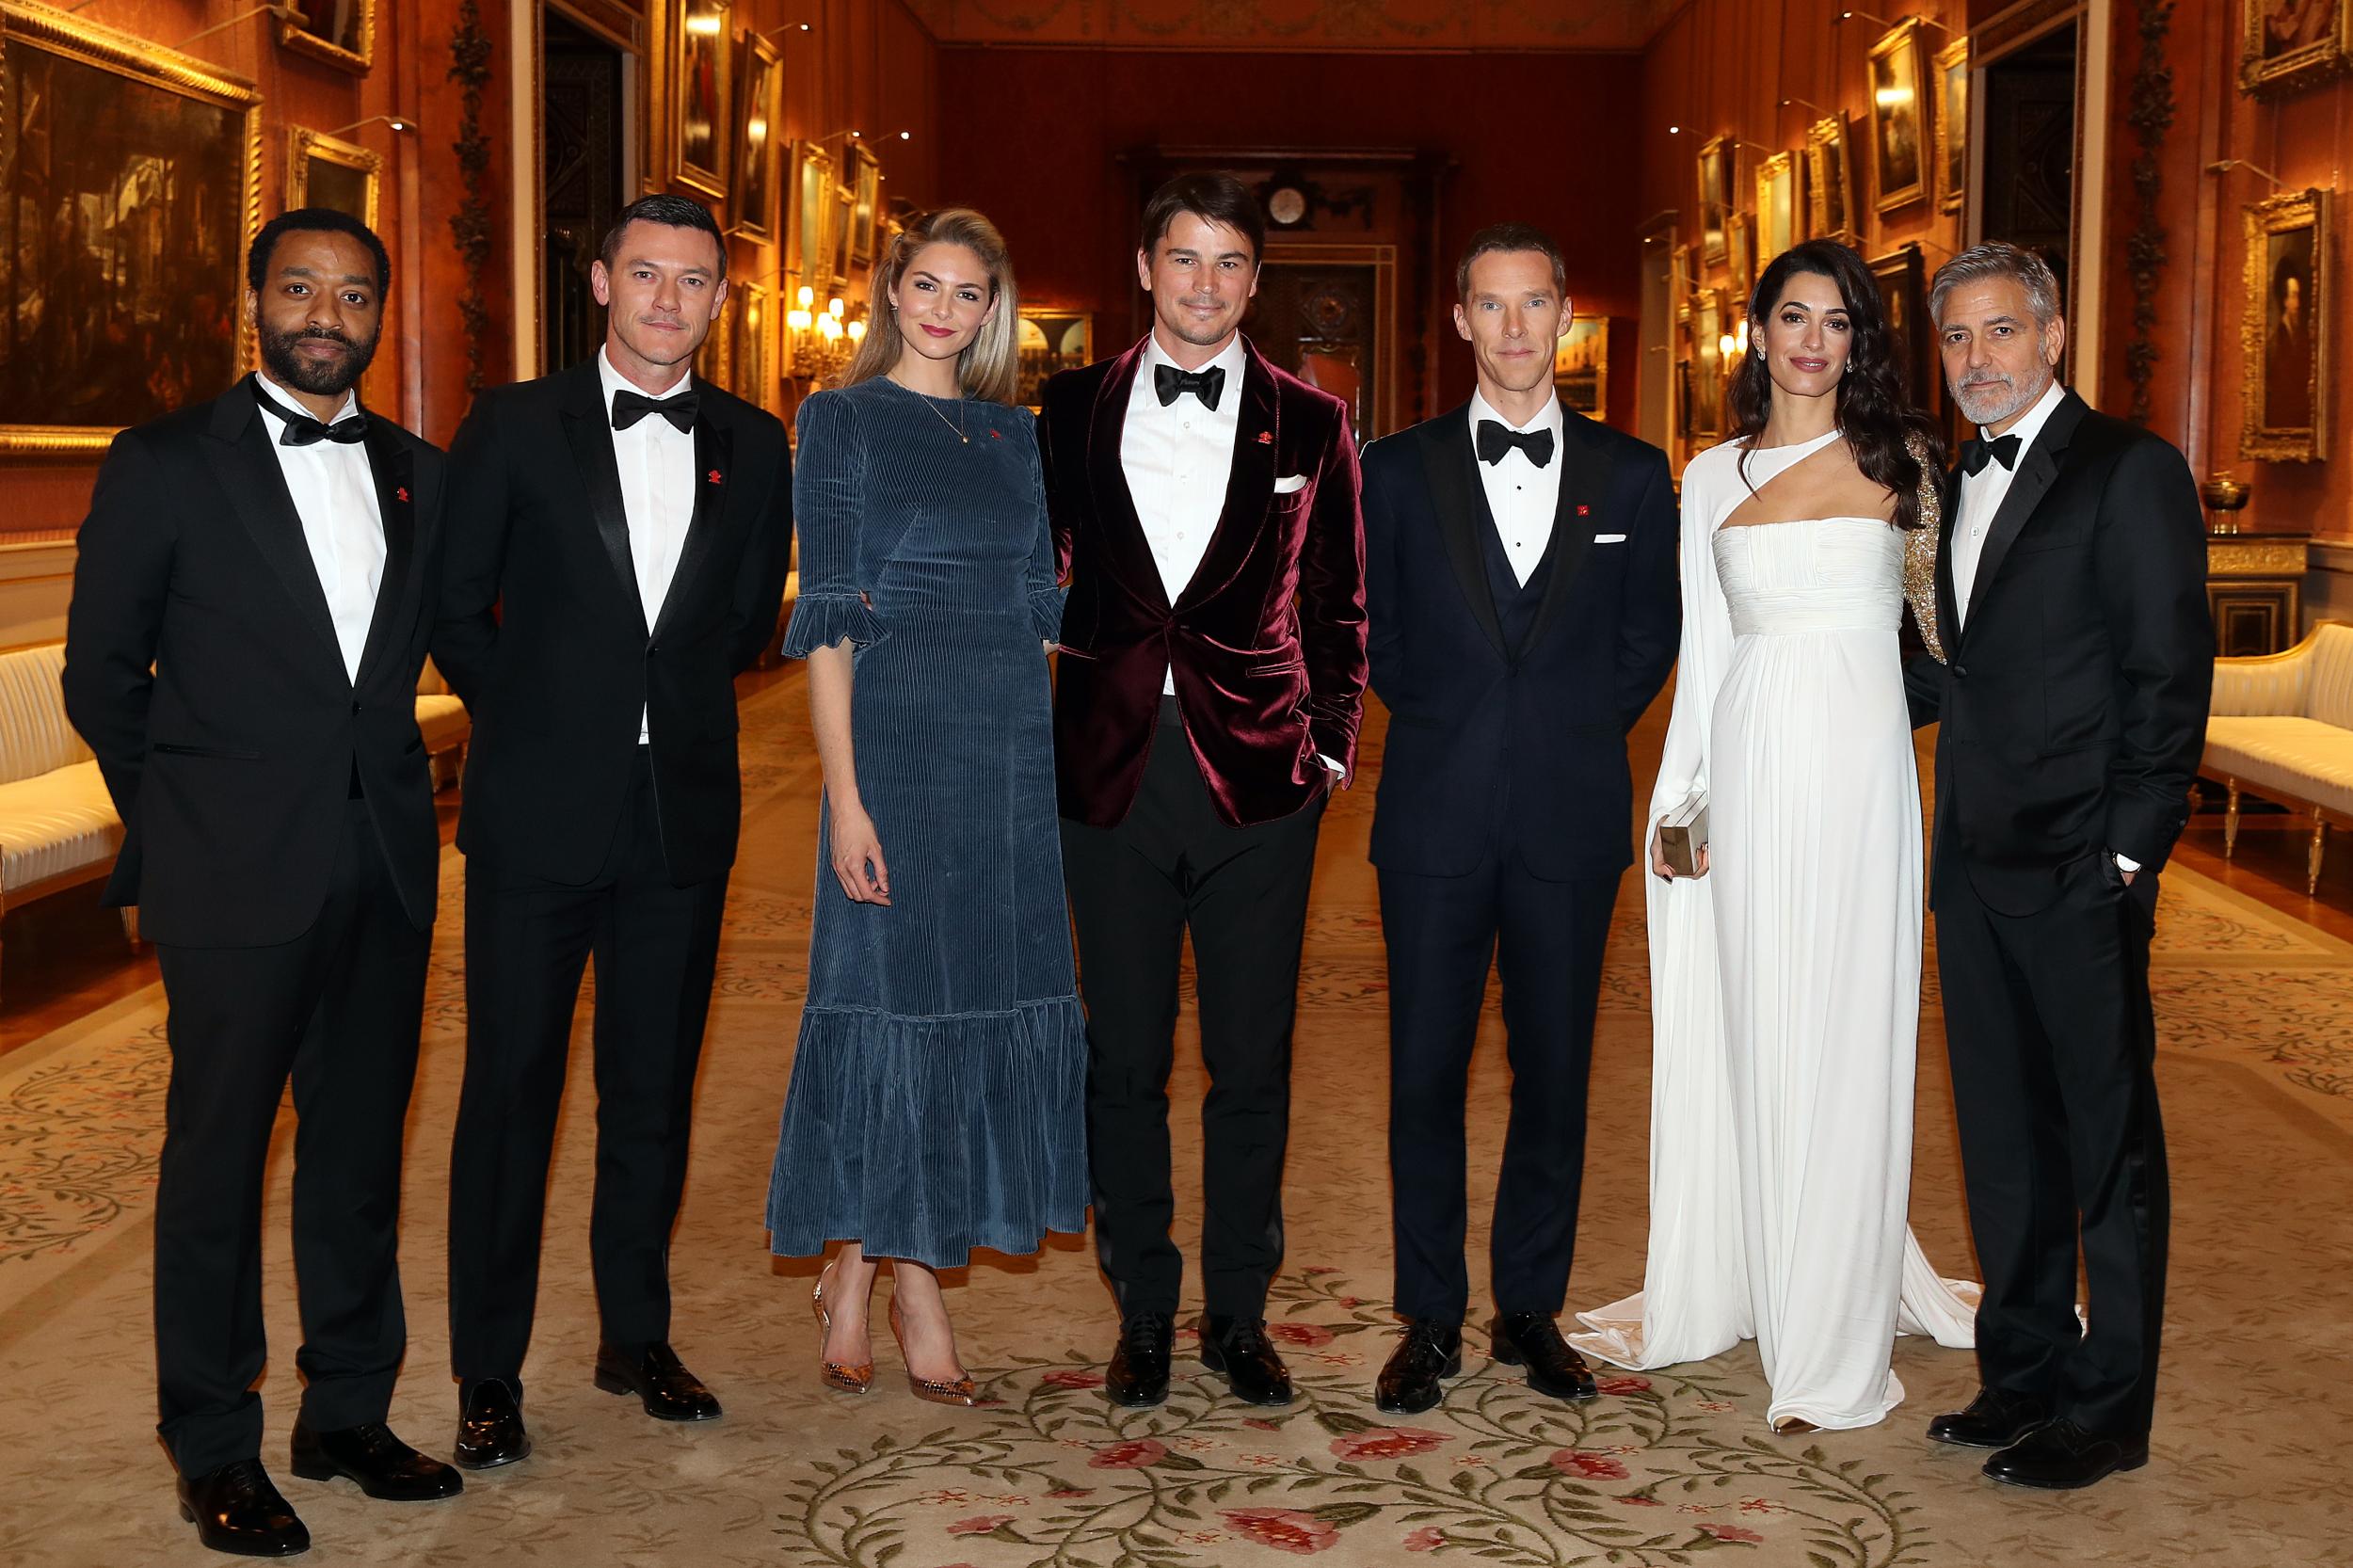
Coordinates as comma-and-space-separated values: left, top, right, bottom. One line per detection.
1154, 363, 1225, 410
611, 387, 699, 434
1960, 432, 2022, 475
1477, 419, 1555, 469
250, 379, 365, 447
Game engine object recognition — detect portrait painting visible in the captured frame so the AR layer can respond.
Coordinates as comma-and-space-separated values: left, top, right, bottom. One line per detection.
1868, 244, 1939, 420
733, 281, 768, 408
1756, 151, 1801, 264
788, 139, 834, 289
2242, 0, 2353, 97
0, 6, 260, 454
671, 0, 732, 199
1806, 115, 1855, 246
1934, 38, 1969, 215
829, 175, 854, 287
286, 127, 379, 230
1697, 135, 1732, 264
1728, 212, 1756, 305
1689, 289, 1725, 440
728, 29, 777, 242
1552, 314, 1609, 417
848, 142, 881, 267
1016, 310, 1092, 408
279, 0, 374, 72
1867, 19, 1929, 214
2243, 187, 2331, 461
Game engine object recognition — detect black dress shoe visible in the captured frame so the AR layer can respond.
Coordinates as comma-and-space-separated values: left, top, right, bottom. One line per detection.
177, 1458, 310, 1558
1488, 1311, 1598, 1401
1375, 1320, 1463, 1416
291, 1419, 463, 1501
594, 1340, 723, 1421
1928, 1385, 2052, 1449
1200, 1316, 1294, 1407
1982, 1419, 2149, 1490
1106, 1311, 1174, 1409
454, 1379, 531, 1470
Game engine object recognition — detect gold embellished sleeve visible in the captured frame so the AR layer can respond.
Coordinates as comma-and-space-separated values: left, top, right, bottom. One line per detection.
1904, 431, 1946, 664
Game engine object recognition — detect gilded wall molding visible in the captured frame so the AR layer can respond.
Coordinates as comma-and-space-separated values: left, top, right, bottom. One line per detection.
2123, 0, 2175, 427
449, 0, 494, 396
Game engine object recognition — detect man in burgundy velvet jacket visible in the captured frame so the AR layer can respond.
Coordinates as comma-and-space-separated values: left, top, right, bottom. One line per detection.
1039, 173, 1368, 1411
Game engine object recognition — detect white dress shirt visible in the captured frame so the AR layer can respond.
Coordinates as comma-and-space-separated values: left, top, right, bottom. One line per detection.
252, 373, 385, 684
1123, 334, 1249, 694
1951, 376, 2065, 629
1467, 388, 1564, 586
598, 346, 698, 741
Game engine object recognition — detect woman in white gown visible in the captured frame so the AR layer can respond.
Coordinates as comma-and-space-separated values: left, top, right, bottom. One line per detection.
1572, 242, 1977, 1432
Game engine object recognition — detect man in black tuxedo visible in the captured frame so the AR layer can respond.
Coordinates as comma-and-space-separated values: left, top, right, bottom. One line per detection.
1361, 226, 1678, 1414
1909, 243, 2211, 1490
65, 209, 462, 1557
436, 194, 792, 1466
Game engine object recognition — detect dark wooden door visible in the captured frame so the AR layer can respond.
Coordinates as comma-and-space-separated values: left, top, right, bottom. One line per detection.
1245, 262, 1382, 443
543, 13, 625, 376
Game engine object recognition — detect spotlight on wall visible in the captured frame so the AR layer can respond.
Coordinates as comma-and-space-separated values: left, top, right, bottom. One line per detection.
2207, 158, 2288, 189
327, 115, 418, 137
1780, 97, 1827, 116
175, 0, 289, 49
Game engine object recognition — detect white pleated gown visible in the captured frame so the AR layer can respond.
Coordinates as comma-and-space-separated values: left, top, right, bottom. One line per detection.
1573, 431, 1977, 1431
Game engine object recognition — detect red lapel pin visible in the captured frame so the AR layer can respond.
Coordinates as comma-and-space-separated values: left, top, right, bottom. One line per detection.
395, 487, 409, 504
1576, 504, 1590, 517
990, 428, 1003, 440
1255, 431, 1273, 445
707, 469, 723, 485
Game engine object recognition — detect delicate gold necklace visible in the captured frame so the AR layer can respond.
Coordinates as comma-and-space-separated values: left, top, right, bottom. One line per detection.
897, 376, 968, 443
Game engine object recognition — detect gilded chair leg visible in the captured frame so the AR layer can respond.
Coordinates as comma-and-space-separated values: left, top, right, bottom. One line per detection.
2311, 809, 2329, 897
120, 905, 144, 952
2224, 780, 2243, 858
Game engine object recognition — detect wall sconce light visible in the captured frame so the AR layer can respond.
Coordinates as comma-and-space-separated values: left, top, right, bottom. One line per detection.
788, 289, 859, 383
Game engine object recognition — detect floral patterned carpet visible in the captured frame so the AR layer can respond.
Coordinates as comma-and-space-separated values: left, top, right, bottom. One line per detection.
1, 675, 2348, 1566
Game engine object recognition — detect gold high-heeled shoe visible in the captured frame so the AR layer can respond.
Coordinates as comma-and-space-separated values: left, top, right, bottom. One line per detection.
811, 1261, 873, 1395
888, 1296, 978, 1406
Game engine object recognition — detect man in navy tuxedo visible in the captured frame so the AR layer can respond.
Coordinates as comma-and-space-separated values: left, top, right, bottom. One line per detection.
1359, 225, 1678, 1415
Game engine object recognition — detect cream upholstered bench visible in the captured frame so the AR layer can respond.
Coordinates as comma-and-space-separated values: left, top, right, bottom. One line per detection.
415, 656, 470, 791
2204, 619, 2353, 894
0, 642, 136, 993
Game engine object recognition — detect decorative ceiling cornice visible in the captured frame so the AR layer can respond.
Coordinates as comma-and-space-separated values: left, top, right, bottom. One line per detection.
904, 0, 1678, 53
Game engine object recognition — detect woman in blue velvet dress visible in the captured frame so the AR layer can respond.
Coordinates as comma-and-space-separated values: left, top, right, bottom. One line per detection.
766, 209, 1085, 1404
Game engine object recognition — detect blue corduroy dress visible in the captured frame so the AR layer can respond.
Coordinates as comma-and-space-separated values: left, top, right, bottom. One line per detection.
765, 376, 1087, 1266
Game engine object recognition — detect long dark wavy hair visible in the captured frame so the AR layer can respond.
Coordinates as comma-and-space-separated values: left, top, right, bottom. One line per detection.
1727, 240, 1945, 531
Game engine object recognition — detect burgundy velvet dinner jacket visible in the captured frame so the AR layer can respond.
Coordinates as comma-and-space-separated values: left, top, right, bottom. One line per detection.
1038, 336, 1369, 830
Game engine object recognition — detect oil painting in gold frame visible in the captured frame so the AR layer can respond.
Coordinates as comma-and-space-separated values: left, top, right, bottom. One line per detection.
1866, 18, 1930, 215
727, 28, 777, 242
286, 126, 380, 230
2243, 187, 2331, 462
1552, 314, 1609, 418
1933, 37, 1969, 216
670, 0, 732, 200
1805, 114, 1856, 248
2242, 0, 2353, 98
1696, 134, 1733, 264
0, 3, 262, 455
1755, 150, 1802, 264
280, 0, 375, 74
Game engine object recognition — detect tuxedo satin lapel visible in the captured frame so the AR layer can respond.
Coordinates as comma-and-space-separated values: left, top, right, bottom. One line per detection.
653, 411, 731, 643
352, 421, 417, 683
1525, 405, 1598, 653
1087, 342, 1170, 610
1176, 344, 1280, 611
1418, 408, 1507, 659
202, 387, 344, 671
1937, 463, 1961, 638
1961, 391, 2087, 641
559, 366, 648, 636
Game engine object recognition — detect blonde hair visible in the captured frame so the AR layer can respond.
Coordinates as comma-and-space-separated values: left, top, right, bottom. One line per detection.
838, 208, 1020, 404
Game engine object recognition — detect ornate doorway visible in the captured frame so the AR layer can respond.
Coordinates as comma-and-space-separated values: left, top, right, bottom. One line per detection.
1248, 245, 1397, 443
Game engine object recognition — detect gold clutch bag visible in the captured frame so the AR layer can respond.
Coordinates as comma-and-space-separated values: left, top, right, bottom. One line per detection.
1658, 791, 1709, 877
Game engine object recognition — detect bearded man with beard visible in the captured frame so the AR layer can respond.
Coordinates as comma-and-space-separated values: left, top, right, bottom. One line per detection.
64, 208, 461, 1558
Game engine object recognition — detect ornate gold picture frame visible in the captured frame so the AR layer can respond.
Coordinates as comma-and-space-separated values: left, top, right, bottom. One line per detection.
280, 0, 375, 74
847, 142, 881, 268
1017, 309, 1092, 409
286, 126, 381, 230
1933, 37, 1970, 216
2241, 0, 2353, 98
1697, 135, 1733, 265
669, 0, 731, 200
1866, 18, 1930, 215
733, 280, 768, 408
727, 28, 777, 242
1553, 314, 1609, 417
788, 139, 834, 292
2243, 187, 2331, 462
1756, 150, 1802, 264
1805, 115, 1856, 248
0, 3, 262, 455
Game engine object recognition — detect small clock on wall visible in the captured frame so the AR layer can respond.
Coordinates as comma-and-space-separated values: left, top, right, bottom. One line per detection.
1262, 170, 1317, 230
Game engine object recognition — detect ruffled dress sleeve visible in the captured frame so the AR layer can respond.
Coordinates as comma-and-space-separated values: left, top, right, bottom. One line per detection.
779, 390, 887, 657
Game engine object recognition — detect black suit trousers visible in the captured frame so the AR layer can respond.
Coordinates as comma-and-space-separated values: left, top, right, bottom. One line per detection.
1061, 700, 1326, 1322
446, 750, 728, 1382
1934, 851, 2169, 1439
152, 800, 429, 1477
1379, 856, 1617, 1324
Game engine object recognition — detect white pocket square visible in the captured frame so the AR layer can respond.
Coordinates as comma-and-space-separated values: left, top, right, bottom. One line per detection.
1594, 533, 1628, 544
1273, 473, 1308, 494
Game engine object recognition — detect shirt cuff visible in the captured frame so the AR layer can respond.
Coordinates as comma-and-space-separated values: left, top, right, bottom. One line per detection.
2113, 851, 2142, 873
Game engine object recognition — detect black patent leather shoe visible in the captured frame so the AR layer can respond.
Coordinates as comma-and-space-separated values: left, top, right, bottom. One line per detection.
593, 1340, 723, 1421
1928, 1385, 2052, 1449
1375, 1320, 1463, 1416
1200, 1316, 1295, 1407
176, 1458, 310, 1558
290, 1418, 463, 1501
453, 1379, 531, 1470
1106, 1311, 1174, 1408
1488, 1311, 1598, 1402
1982, 1419, 2149, 1490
